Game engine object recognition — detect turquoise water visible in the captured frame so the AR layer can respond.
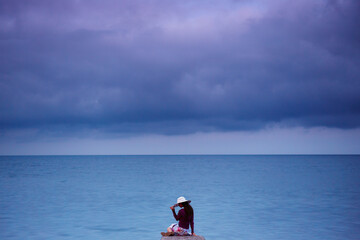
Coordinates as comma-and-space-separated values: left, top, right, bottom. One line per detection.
0, 155, 359, 240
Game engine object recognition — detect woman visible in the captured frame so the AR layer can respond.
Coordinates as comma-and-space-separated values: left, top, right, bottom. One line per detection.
161, 196, 196, 236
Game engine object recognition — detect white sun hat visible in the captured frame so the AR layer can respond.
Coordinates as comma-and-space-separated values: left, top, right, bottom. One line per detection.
177, 196, 191, 204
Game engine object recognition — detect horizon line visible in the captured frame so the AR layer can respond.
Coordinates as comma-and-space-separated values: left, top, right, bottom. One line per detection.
1, 153, 359, 157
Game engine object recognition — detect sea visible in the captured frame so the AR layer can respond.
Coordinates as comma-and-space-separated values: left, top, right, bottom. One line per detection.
0, 155, 359, 240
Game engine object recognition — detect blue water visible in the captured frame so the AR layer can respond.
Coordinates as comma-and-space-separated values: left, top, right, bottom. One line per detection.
0, 155, 359, 240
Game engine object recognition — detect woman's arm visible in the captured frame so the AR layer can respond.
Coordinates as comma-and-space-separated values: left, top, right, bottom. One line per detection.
190, 215, 194, 235
170, 206, 180, 220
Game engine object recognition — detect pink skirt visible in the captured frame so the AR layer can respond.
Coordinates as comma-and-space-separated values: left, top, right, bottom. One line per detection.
169, 223, 190, 236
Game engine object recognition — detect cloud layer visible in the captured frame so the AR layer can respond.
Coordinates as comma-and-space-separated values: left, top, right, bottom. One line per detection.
1, 0, 360, 137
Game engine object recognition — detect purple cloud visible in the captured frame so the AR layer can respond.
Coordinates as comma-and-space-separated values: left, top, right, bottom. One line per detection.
0, 0, 359, 137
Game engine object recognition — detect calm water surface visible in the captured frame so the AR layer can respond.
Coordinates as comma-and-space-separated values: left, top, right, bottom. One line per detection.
0, 155, 359, 240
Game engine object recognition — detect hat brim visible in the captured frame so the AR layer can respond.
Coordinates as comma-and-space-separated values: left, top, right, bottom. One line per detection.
177, 200, 191, 204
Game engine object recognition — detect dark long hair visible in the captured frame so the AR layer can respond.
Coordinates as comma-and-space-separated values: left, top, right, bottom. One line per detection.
182, 201, 193, 218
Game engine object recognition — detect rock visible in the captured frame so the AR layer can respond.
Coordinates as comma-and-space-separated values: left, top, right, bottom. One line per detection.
161, 236, 205, 240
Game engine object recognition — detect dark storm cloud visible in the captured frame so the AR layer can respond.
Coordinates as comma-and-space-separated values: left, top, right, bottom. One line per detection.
1, 0, 359, 136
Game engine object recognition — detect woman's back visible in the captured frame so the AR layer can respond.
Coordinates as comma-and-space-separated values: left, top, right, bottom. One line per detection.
177, 208, 194, 229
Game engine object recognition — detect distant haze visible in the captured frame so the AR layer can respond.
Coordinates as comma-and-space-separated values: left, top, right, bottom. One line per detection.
0, 0, 359, 154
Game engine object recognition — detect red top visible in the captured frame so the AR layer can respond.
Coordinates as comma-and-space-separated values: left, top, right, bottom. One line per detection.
172, 208, 194, 234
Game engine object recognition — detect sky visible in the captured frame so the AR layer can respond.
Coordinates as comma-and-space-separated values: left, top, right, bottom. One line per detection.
0, 0, 359, 155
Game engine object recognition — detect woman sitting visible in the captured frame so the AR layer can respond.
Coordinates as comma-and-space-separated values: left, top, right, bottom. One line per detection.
161, 196, 196, 236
